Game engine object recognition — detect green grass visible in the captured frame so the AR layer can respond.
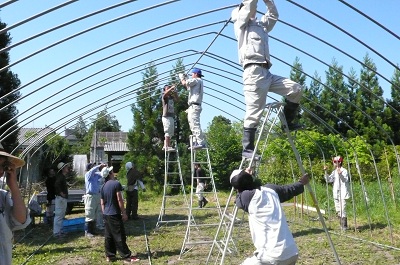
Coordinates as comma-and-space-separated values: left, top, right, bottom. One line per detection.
12, 189, 400, 265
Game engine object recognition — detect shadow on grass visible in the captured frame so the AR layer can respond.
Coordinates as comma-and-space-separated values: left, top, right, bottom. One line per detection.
292, 227, 325, 237
355, 222, 387, 232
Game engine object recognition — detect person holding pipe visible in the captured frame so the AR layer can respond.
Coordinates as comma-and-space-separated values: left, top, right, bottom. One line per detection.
231, 0, 303, 160
230, 167, 309, 265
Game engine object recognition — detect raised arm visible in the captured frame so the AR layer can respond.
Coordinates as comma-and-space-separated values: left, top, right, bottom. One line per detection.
265, 173, 309, 203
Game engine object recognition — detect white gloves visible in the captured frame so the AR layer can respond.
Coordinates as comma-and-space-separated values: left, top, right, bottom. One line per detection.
178, 73, 186, 81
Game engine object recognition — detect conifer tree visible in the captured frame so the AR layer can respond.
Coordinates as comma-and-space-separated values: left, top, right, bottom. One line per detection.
0, 21, 21, 152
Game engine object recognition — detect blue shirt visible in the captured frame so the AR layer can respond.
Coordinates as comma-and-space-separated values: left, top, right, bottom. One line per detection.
85, 165, 102, 194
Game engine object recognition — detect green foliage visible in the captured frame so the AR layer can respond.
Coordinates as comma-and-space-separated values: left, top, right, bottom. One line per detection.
207, 116, 242, 189
40, 133, 72, 178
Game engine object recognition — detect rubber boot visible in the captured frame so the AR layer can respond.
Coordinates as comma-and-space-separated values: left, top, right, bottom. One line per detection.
283, 99, 303, 131
242, 127, 260, 160
341, 217, 348, 230
198, 200, 203, 208
202, 197, 208, 207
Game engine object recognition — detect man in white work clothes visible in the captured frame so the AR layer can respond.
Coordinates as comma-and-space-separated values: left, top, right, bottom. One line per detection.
231, 0, 303, 160
179, 68, 206, 149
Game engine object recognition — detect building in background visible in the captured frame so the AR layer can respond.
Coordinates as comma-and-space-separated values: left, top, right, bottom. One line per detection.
90, 131, 129, 173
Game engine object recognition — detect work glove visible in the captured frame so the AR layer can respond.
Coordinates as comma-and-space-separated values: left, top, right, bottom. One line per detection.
178, 73, 186, 81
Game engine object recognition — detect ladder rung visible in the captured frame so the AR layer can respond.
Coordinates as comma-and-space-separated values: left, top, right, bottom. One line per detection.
184, 240, 214, 246
157, 219, 187, 224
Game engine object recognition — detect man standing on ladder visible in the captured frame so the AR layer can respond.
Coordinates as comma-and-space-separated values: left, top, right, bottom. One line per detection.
194, 163, 208, 208
230, 168, 310, 265
162, 84, 178, 151
231, 0, 303, 160
179, 68, 206, 150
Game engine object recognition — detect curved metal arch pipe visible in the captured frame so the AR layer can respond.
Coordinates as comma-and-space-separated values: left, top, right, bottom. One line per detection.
15, 59, 245, 157
286, 0, 400, 72
0, 0, 18, 9
275, 19, 398, 91
0, 48, 244, 142
338, 0, 400, 41
0, 6, 233, 101
302, 106, 373, 234
271, 54, 400, 182
0, 0, 180, 74
268, 34, 400, 117
0, 0, 135, 49
0, 29, 229, 121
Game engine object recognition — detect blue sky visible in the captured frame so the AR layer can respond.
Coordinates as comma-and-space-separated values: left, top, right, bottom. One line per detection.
0, 0, 399, 135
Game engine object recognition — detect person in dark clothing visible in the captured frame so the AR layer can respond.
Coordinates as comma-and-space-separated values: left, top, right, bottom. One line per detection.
194, 163, 208, 208
100, 166, 139, 263
125, 162, 144, 220
45, 168, 56, 224
53, 162, 70, 238
230, 168, 309, 265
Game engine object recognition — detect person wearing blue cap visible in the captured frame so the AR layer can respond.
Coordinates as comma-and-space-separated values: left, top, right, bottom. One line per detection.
179, 68, 206, 149
84, 162, 106, 237
231, 0, 303, 160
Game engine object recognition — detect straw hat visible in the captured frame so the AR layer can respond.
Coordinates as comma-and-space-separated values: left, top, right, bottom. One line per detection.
0, 142, 25, 168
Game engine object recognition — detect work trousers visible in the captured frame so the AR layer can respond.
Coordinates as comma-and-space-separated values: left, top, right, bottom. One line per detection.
53, 196, 67, 234
84, 193, 101, 222
243, 65, 302, 128
103, 214, 131, 259
126, 190, 139, 219
196, 182, 205, 201
334, 197, 347, 217
187, 105, 205, 145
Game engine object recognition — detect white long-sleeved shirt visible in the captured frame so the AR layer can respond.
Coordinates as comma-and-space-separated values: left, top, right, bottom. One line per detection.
231, 0, 278, 68
325, 167, 350, 200
186, 77, 203, 105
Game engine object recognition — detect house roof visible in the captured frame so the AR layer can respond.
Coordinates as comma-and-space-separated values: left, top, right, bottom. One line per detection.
18, 128, 54, 148
91, 131, 129, 152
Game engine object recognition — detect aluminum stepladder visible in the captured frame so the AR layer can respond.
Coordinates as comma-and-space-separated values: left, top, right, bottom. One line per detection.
179, 135, 223, 260
155, 143, 190, 229
206, 102, 281, 265
207, 102, 342, 265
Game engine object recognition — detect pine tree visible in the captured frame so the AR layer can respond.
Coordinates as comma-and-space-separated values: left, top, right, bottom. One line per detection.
0, 21, 21, 152
289, 57, 306, 127
385, 66, 400, 145
301, 71, 322, 129
127, 62, 163, 179
355, 53, 388, 153
320, 58, 348, 135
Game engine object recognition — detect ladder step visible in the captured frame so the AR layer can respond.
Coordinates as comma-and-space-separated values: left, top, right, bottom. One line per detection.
157, 219, 188, 224
184, 240, 214, 246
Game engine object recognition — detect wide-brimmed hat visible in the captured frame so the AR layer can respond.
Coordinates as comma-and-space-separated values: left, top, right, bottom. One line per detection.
0, 142, 25, 168
57, 162, 69, 172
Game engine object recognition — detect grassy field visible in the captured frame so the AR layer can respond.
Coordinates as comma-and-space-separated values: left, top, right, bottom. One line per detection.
12, 189, 400, 265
